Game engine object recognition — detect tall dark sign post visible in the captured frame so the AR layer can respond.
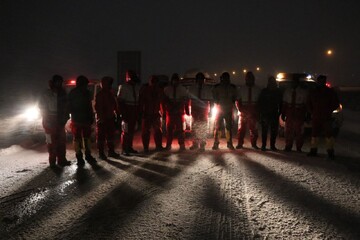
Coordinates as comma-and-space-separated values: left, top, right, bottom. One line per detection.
117, 51, 141, 85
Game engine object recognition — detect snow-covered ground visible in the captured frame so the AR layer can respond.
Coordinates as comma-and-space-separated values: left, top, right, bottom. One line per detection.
0, 109, 359, 239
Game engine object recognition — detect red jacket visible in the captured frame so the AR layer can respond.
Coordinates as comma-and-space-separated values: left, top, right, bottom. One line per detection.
95, 80, 118, 122
139, 84, 164, 117
307, 86, 339, 121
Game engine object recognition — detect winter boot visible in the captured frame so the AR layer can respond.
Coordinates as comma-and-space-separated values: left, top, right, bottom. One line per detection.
179, 144, 186, 152
307, 148, 318, 157
212, 142, 219, 150
108, 150, 120, 158
85, 152, 97, 164
76, 153, 85, 166
270, 145, 278, 151
199, 142, 206, 152
227, 142, 235, 150
235, 144, 243, 149
99, 151, 107, 160
190, 141, 199, 150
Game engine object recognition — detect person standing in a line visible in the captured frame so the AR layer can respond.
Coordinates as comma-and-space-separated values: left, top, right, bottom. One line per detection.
39, 75, 71, 168
236, 71, 261, 149
68, 75, 96, 165
163, 73, 189, 151
95, 76, 120, 160
258, 76, 282, 151
307, 75, 340, 160
117, 70, 141, 155
281, 75, 308, 152
139, 75, 165, 152
187, 72, 214, 151
212, 72, 237, 150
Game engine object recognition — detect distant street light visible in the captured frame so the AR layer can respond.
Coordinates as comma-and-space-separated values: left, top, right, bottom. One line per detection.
214, 73, 217, 77
243, 69, 247, 73
327, 49, 333, 56
256, 67, 260, 71
232, 71, 236, 75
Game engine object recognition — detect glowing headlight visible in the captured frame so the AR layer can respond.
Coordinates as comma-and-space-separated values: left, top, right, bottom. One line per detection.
211, 106, 218, 121
24, 106, 40, 121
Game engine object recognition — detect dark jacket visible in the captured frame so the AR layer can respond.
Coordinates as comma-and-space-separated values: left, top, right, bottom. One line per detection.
68, 86, 94, 124
95, 79, 118, 122
258, 87, 282, 119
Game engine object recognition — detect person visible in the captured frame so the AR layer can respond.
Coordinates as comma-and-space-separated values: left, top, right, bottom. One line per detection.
39, 75, 71, 167
68, 75, 96, 165
117, 70, 141, 155
163, 73, 188, 151
187, 72, 214, 151
307, 75, 340, 160
257, 76, 282, 151
94, 76, 120, 160
139, 75, 164, 152
212, 72, 237, 150
236, 71, 261, 149
281, 75, 308, 152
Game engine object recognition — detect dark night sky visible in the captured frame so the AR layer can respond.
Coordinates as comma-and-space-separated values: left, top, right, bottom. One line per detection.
1, 0, 360, 93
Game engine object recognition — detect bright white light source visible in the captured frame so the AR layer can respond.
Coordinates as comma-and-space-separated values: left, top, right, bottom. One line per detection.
276, 73, 284, 80
24, 106, 40, 121
211, 106, 218, 121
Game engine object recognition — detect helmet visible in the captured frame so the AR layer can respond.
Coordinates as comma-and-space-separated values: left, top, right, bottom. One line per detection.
195, 72, 205, 85
76, 75, 89, 88
171, 73, 180, 85
101, 76, 114, 89
49, 74, 63, 90
267, 76, 277, 89
220, 72, 230, 84
245, 71, 255, 87
149, 75, 159, 86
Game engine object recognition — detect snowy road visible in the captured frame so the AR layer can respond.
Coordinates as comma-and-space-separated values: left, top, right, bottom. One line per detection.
1, 111, 360, 239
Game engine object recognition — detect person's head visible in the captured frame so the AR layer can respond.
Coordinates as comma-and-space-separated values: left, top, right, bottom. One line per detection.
101, 76, 114, 90
220, 72, 230, 85
126, 70, 139, 85
76, 75, 89, 88
171, 73, 180, 86
149, 75, 159, 86
267, 76, 277, 89
195, 72, 205, 85
49, 74, 63, 91
245, 71, 255, 87
316, 75, 327, 87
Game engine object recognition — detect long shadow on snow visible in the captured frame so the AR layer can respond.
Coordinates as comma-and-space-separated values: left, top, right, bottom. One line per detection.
105, 158, 172, 187
263, 150, 360, 176
242, 158, 360, 239
0, 164, 114, 237
55, 182, 148, 239
187, 176, 252, 239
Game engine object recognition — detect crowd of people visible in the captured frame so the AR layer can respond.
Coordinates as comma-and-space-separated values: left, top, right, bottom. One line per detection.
38, 71, 340, 168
